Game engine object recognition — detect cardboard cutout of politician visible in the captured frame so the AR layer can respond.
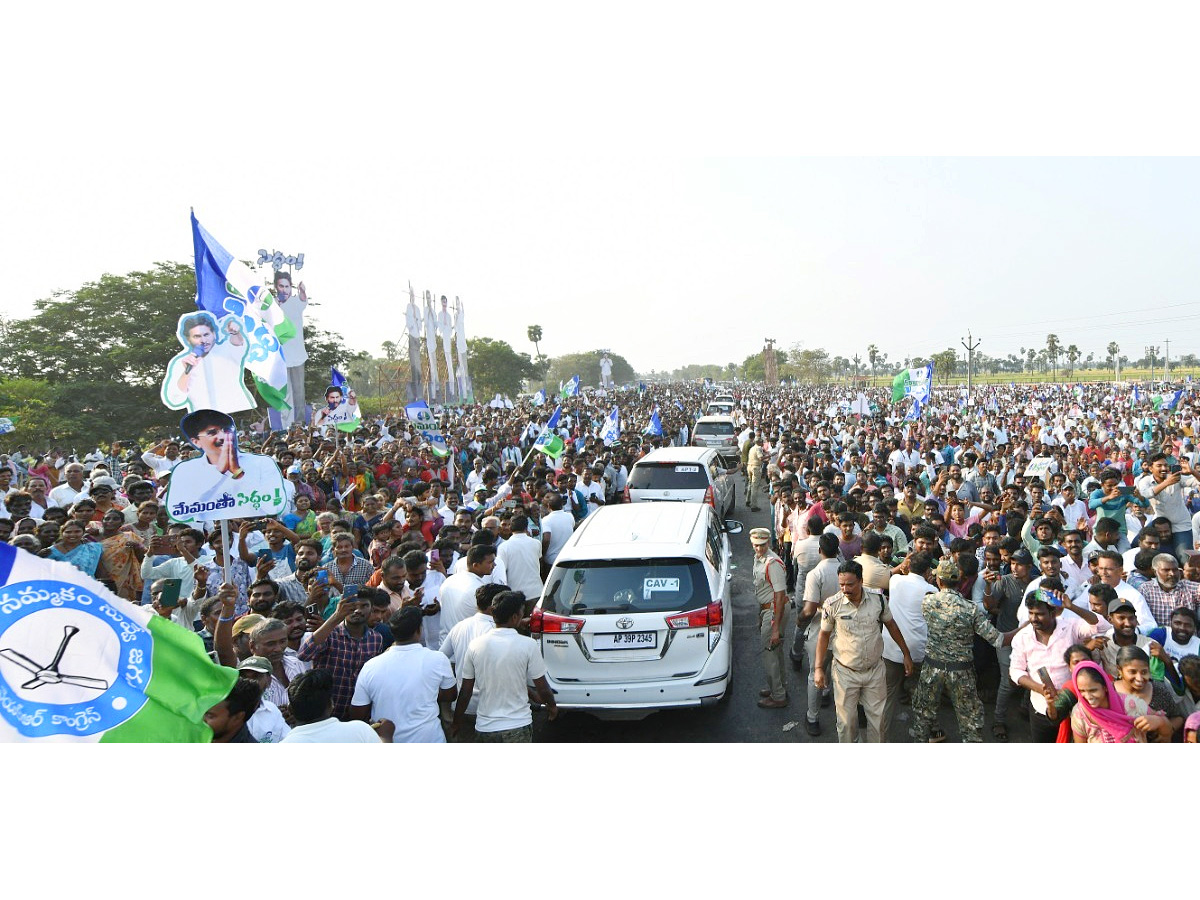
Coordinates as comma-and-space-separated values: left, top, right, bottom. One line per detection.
164, 410, 286, 524
161, 312, 255, 414
311, 384, 360, 430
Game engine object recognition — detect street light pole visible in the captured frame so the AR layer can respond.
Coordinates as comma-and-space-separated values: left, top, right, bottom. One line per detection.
961, 331, 981, 400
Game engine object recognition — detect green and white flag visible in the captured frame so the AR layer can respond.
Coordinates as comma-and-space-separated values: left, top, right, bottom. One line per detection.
892, 364, 933, 403
533, 405, 566, 458
0, 543, 236, 742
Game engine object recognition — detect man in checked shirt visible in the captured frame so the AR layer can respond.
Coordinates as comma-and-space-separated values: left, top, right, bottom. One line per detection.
298, 592, 383, 719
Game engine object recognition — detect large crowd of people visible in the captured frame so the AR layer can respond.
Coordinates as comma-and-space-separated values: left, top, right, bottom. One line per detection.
3, 377, 1200, 743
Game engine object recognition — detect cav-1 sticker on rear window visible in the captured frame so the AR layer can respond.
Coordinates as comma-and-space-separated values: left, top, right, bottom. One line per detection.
643, 577, 681, 599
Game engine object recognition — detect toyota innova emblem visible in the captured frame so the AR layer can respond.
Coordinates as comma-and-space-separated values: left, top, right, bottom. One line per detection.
615, 617, 635, 629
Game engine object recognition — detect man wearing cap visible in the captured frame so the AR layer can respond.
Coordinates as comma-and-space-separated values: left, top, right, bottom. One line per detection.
237, 656, 292, 743
751, 527, 790, 708
813, 560, 913, 743
1094, 589, 1166, 678
910, 557, 1016, 743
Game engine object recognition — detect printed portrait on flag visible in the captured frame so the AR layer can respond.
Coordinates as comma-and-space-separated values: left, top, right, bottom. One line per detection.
164, 409, 285, 525
161, 311, 255, 414
311, 385, 360, 430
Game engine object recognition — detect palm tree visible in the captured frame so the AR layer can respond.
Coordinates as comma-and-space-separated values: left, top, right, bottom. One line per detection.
1020, 347, 1026, 373
527, 325, 543, 359
1045, 333, 1062, 381
1107, 341, 1120, 381
1027, 347, 1036, 374
867, 344, 879, 385
1065, 344, 1080, 379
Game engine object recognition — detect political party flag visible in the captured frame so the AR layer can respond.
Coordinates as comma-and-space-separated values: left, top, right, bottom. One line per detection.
561, 375, 581, 399
532, 389, 546, 407
0, 542, 237, 742
533, 405, 565, 459
0, 417, 16, 434
598, 407, 620, 446
404, 401, 450, 457
892, 364, 933, 403
1131, 385, 1143, 407
644, 408, 663, 437
904, 398, 923, 421
1154, 390, 1183, 411
191, 212, 292, 411
638, 382, 646, 396
330, 367, 347, 390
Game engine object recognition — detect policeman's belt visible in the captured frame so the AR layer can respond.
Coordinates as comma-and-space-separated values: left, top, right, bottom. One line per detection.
923, 658, 974, 671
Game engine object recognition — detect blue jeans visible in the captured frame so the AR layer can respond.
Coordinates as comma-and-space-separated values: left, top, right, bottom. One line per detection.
1172, 529, 1193, 562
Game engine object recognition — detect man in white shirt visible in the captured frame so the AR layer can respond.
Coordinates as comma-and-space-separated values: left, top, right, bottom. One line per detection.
451, 591, 557, 742
540, 493, 575, 569
577, 468, 606, 516
440, 583, 501, 739
236, 657, 292, 743
403, 549, 447, 651
496, 514, 544, 604
881, 551, 936, 740
48, 462, 89, 509
349, 606, 456, 742
438, 545, 495, 645
284, 668, 387, 743
273, 272, 309, 429
140, 440, 183, 479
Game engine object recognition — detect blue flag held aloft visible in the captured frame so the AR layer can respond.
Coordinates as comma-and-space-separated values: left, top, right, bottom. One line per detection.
644, 408, 663, 437
598, 407, 620, 446
532, 389, 546, 407
330, 367, 347, 390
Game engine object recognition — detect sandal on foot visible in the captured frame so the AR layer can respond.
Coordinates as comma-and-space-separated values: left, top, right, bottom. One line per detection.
992, 723, 1009, 742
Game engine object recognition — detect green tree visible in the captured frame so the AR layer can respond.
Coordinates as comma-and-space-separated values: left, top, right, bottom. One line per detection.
741, 352, 765, 381
527, 325, 544, 359
1045, 333, 1062, 381
867, 344, 879, 382
1065, 344, 1080, 378
545, 351, 635, 390
467, 337, 537, 397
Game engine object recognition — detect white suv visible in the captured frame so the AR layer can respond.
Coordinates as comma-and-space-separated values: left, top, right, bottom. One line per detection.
530, 502, 742, 718
625, 446, 736, 519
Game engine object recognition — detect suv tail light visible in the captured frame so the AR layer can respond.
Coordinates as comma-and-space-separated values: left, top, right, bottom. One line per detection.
530, 608, 586, 635
622, 486, 630, 503
703, 485, 715, 507
665, 602, 723, 631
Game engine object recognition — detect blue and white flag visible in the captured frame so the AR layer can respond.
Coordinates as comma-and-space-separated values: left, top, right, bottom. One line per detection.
191, 212, 291, 409
404, 401, 450, 457
904, 398, 923, 421
330, 367, 348, 390
598, 407, 620, 446
1166, 389, 1184, 410
0, 418, 14, 435
644, 408, 663, 437
560, 375, 581, 398
532, 389, 546, 408
1131, 385, 1143, 407
638, 382, 646, 396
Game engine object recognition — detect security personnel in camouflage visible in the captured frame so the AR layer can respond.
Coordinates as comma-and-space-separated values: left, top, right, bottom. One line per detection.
909, 556, 1016, 743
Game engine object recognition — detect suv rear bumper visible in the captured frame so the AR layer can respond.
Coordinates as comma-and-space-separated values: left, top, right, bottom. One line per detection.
546, 642, 730, 711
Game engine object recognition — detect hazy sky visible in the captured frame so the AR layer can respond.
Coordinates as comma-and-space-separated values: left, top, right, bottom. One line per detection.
3, 8, 1198, 376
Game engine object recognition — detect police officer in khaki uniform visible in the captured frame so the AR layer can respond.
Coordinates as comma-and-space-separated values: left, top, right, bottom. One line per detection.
751, 527, 789, 708
813, 559, 914, 742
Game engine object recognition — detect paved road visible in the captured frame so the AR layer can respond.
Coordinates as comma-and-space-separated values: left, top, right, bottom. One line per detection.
534, 476, 1035, 743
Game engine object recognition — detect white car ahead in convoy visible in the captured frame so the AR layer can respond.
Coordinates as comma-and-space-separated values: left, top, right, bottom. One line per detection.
531, 502, 742, 718
625, 446, 736, 519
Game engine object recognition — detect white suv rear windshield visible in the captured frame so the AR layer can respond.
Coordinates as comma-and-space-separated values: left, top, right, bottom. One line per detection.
696, 422, 735, 436
544, 558, 711, 615
628, 463, 710, 491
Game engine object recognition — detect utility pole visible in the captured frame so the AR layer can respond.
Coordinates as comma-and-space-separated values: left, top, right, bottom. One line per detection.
1165, 339, 1171, 380
961, 330, 981, 401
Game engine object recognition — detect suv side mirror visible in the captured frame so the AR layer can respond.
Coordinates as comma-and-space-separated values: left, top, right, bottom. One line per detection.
724, 519, 744, 534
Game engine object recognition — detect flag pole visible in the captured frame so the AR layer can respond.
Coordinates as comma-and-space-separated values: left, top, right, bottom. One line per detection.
220, 518, 233, 587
